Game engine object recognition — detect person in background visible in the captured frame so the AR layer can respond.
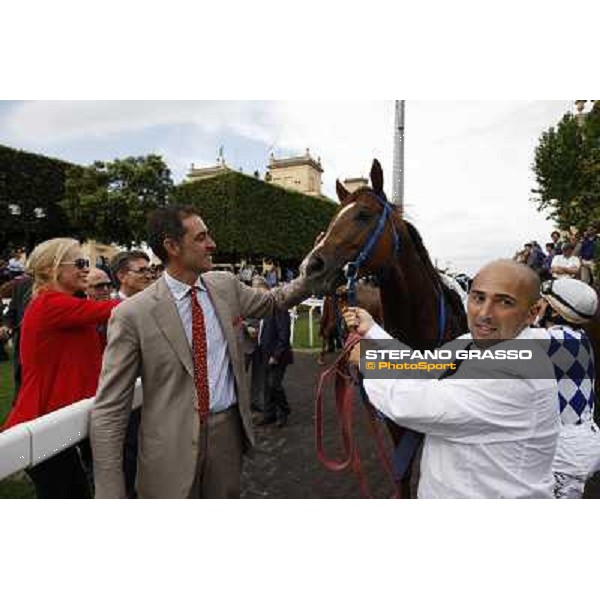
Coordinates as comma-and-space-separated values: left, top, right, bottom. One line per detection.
536, 278, 600, 498
254, 277, 294, 428
543, 243, 556, 275
550, 231, 564, 256
264, 259, 278, 288
578, 226, 598, 285
109, 250, 154, 498
86, 267, 114, 353
151, 263, 165, 280
86, 268, 113, 301
1, 273, 33, 398
8, 251, 24, 278
526, 241, 546, 278
110, 250, 153, 300
2, 238, 119, 498
551, 243, 581, 279
514, 244, 531, 264
244, 275, 269, 412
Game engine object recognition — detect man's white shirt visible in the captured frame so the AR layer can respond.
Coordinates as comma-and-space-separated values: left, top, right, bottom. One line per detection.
551, 255, 581, 278
362, 324, 559, 498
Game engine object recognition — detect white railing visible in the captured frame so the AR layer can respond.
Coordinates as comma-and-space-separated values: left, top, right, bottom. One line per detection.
1, 298, 325, 481
290, 297, 324, 347
0, 380, 143, 481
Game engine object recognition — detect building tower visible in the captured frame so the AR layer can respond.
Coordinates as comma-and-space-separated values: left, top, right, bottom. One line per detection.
266, 148, 324, 196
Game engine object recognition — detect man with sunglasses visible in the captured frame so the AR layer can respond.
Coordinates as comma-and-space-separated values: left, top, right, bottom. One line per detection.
86, 268, 114, 301
110, 250, 153, 300
104, 250, 154, 498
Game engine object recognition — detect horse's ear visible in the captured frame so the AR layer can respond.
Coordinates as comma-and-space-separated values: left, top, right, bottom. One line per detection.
336, 179, 351, 204
370, 159, 384, 196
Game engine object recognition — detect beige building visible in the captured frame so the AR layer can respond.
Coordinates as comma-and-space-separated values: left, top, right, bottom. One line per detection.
343, 177, 368, 193
186, 159, 231, 182
266, 149, 323, 196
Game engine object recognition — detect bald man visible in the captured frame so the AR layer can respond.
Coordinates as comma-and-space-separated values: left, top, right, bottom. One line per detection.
87, 268, 114, 301
344, 260, 559, 499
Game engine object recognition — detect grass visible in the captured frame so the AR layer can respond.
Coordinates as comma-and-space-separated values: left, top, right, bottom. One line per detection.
0, 346, 35, 498
291, 307, 322, 350
0, 346, 15, 424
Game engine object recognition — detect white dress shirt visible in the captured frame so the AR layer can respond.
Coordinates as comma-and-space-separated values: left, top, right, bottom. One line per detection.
362, 324, 559, 499
551, 255, 581, 278
164, 271, 237, 413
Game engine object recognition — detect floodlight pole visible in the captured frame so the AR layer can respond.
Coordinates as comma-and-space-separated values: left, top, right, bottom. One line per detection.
392, 100, 405, 208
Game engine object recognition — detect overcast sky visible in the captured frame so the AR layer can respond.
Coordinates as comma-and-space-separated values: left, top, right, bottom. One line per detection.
0, 100, 574, 274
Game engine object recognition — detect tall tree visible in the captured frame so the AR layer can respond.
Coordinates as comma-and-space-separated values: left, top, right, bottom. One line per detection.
62, 155, 173, 246
531, 101, 600, 232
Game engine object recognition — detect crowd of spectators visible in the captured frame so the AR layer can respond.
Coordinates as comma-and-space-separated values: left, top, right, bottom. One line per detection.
514, 227, 599, 285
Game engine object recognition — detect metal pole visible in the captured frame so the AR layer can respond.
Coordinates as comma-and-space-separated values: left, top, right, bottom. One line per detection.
392, 100, 405, 208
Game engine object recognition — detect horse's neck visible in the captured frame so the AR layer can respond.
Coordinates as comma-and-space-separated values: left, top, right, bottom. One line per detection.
379, 260, 439, 349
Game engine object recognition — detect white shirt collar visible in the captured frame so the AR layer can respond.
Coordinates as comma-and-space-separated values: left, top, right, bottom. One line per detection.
163, 271, 206, 301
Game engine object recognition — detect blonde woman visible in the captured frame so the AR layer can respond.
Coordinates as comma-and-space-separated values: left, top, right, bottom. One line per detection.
2, 238, 119, 498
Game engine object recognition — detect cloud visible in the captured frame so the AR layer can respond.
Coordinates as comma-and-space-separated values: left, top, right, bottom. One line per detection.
0, 100, 575, 273
2, 100, 277, 143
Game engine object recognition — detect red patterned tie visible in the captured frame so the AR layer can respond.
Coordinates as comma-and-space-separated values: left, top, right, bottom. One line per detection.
190, 287, 210, 423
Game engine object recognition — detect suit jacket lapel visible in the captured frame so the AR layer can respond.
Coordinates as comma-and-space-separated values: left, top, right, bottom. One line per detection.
150, 277, 194, 379
203, 276, 243, 384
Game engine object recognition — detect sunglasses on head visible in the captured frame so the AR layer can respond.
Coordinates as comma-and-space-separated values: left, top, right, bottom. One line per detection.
61, 258, 90, 270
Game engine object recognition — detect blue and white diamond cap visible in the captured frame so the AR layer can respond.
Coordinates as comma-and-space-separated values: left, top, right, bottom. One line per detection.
543, 278, 598, 325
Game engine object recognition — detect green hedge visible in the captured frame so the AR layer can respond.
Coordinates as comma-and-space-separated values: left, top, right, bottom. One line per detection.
172, 172, 338, 262
0, 144, 79, 252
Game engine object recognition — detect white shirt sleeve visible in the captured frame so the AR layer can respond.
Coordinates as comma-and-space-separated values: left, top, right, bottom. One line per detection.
360, 323, 547, 443
362, 375, 543, 443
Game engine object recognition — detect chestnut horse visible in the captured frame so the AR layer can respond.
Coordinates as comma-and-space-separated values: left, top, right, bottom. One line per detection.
302, 159, 468, 495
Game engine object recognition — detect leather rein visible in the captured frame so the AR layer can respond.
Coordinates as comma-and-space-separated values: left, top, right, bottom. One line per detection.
315, 191, 448, 498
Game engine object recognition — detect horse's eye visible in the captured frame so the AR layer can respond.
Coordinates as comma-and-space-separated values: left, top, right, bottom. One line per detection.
356, 211, 371, 222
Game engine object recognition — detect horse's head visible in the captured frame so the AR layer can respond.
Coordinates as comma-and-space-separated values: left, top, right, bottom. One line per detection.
302, 159, 402, 295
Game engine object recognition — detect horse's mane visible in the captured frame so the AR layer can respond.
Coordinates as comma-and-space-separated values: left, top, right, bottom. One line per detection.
403, 220, 467, 330
404, 220, 440, 285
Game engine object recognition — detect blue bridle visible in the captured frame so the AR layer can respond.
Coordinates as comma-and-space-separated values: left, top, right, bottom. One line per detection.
343, 191, 447, 346
344, 192, 400, 306
342, 191, 449, 484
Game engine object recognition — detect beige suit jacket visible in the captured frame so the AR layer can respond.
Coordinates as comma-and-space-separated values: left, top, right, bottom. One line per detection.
90, 272, 309, 498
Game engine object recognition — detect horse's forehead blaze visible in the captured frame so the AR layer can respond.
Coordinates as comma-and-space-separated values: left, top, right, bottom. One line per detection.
327, 195, 377, 236
323, 202, 356, 239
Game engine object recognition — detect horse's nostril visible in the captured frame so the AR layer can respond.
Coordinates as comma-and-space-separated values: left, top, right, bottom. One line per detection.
306, 255, 325, 277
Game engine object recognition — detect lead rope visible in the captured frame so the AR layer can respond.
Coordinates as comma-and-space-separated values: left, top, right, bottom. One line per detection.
315, 332, 402, 498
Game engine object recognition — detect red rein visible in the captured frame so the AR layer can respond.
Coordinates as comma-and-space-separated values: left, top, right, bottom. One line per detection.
315, 332, 402, 498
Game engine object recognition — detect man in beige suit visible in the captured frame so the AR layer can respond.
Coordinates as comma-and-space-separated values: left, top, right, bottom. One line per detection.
90, 205, 310, 498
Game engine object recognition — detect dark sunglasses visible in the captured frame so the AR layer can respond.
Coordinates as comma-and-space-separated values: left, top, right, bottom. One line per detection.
61, 258, 90, 270
90, 282, 113, 290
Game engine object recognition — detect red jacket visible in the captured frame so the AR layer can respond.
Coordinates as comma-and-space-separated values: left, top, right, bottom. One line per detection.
2, 290, 119, 430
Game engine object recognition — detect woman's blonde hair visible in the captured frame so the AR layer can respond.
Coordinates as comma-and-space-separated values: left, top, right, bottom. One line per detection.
26, 238, 81, 295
